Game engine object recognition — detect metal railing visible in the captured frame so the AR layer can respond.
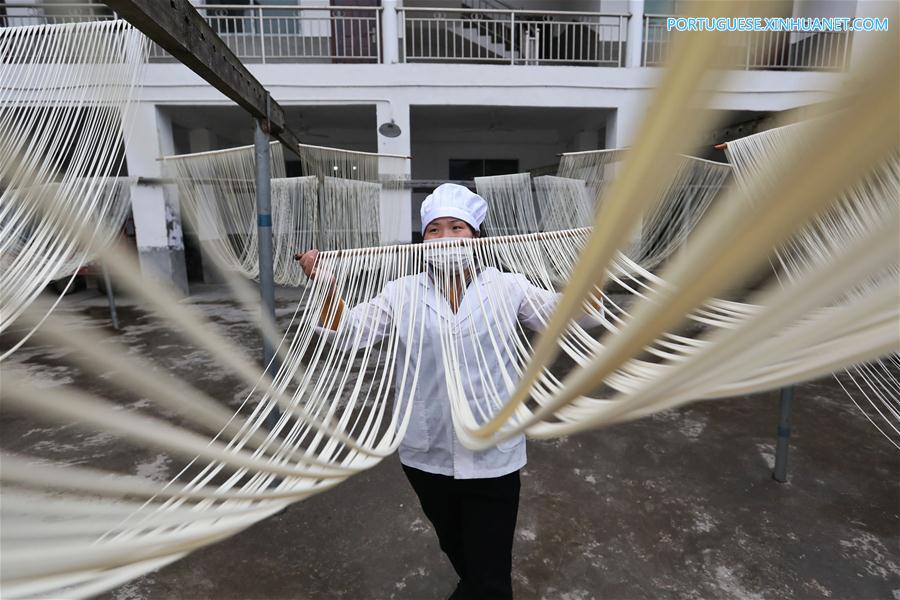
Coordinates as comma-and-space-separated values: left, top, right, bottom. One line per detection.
2, 2, 381, 64
399, 8, 629, 67
188, 4, 380, 64
1, 3, 855, 71
642, 14, 853, 70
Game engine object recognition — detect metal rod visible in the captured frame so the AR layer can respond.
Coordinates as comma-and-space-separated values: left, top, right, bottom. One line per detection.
772, 386, 795, 483
254, 116, 280, 431
137, 177, 467, 189
297, 142, 411, 160
101, 264, 119, 330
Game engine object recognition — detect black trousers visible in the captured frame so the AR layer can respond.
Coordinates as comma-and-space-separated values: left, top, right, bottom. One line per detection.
402, 465, 520, 600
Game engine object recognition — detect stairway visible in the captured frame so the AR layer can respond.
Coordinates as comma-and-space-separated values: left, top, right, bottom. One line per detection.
447, 21, 514, 60
457, 0, 522, 61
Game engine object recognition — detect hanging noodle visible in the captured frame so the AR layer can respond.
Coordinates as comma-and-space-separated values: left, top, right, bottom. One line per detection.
162, 142, 287, 281
272, 175, 319, 286
476, 172, 539, 235
533, 175, 593, 232
556, 150, 733, 268
297, 142, 409, 248
725, 122, 900, 449
319, 177, 381, 251
166, 142, 408, 273
474, 151, 731, 270
1, 5, 898, 597
0, 21, 148, 358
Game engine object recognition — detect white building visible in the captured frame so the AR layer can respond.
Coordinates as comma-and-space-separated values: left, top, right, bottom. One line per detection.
2, 0, 889, 290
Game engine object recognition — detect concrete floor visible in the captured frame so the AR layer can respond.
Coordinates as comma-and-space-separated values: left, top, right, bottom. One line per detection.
2, 285, 898, 600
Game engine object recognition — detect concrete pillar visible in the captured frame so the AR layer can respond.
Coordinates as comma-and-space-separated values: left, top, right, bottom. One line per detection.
382, 0, 400, 64
625, 0, 645, 68
376, 101, 412, 244
605, 102, 645, 245
605, 101, 643, 149
125, 104, 189, 294
186, 128, 226, 284
849, 0, 897, 73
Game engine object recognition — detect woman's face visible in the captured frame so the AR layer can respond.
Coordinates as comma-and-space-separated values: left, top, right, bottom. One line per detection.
423, 217, 477, 241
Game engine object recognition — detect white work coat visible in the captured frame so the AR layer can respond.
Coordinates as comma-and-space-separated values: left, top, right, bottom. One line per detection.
320, 266, 603, 479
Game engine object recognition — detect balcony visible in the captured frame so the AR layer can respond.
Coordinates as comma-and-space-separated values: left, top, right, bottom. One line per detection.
1, 2, 854, 71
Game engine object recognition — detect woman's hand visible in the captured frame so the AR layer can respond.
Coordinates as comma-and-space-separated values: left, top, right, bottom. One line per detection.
295, 249, 342, 329
294, 250, 321, 280
295, 249, 337, 299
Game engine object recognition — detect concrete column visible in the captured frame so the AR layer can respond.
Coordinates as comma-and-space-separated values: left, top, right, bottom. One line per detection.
849, 0, 897, 73
186, 128, 225, 284
125, 104, 189, 294
605, 101, 642, 148
625, 0, 645, 68
376, 101, 412, 244
605, 101, 645, 245
381, 0, 400, 64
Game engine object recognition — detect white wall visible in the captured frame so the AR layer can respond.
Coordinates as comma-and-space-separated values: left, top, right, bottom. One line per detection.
135, 62, 841, 116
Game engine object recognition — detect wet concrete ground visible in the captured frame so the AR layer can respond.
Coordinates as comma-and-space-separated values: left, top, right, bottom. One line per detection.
2, 285, 898, 600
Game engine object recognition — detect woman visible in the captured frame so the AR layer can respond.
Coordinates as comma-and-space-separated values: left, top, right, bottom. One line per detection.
295, 183, 602, 600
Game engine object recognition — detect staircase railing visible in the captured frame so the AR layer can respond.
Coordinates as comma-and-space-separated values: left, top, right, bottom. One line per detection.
398, 7, 629, 66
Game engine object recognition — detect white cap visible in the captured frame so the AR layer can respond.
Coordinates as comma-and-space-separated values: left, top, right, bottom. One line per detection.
420, 183, 487, 233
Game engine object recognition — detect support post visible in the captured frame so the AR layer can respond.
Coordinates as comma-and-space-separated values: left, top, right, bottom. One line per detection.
101, 264, 120, 330
772, 386, 795, 483
510, 12, 516, 65
381, 0, 398, 64
376, 101, 412, 243
625, 0, 644, 68
126, 104, 189, 294
255, 115, 280, 431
